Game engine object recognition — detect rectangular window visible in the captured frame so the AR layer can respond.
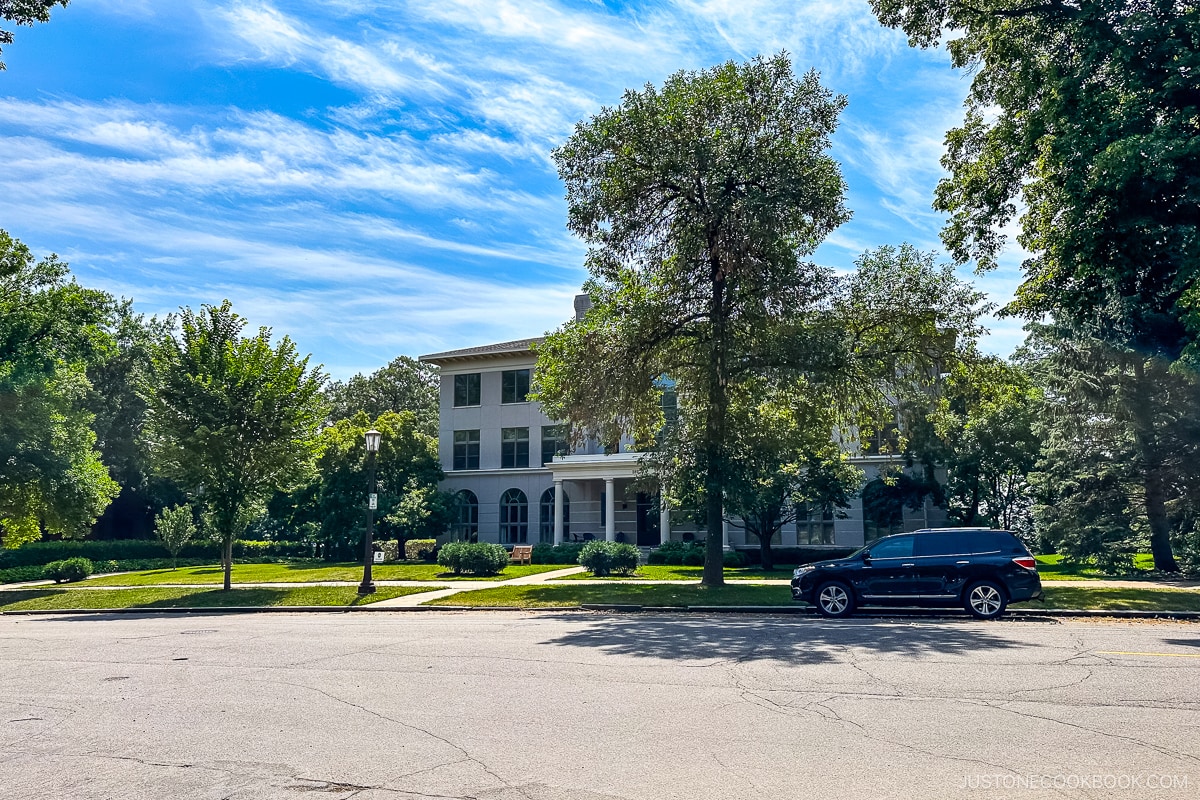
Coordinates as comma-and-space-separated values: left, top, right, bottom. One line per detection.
453, 373, 480, 407
797, 502, 835, 545
452, 430, 480, 470
541, 425, 568, 465
501, 369, 530, 404
501, 427, 529, 468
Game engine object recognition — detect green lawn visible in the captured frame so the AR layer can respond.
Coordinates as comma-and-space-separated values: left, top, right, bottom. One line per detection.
80, 561, 565, 586
427, 583, 794, 607
1039, 586, 1200, 611
1034, 553, 1159, 580
0, 585, 436, 611
553, 565, 797, 581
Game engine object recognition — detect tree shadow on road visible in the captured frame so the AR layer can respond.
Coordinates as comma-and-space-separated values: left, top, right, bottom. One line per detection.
538, 613, 1037, 664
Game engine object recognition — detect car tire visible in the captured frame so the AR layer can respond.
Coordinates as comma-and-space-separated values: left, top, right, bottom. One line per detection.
815, 581, 856, 618
963, 580, 1007, 620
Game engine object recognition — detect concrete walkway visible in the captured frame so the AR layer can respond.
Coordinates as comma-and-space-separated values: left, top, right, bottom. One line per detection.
369, 566, 585, 606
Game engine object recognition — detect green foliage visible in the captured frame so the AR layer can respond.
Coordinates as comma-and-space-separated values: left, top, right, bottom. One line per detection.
722, 549, 748, 568
0, 1, 68, 69
325, 355, 439, 436
43, 557, 93, 583
436, 541, 509, 576
0, 231, 120, 547
647, 540, 706, 565
272, 411, 449, 561
404, 538, 437, 561
146, 301, 327, 588
154, 504, 196, 568
577, 540, 639, 576
531, 542, 585, 565
681, 548, 705, 566
377, 540, 400, 562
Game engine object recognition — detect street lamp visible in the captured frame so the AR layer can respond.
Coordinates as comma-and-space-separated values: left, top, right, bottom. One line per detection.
359, 428, 382, 595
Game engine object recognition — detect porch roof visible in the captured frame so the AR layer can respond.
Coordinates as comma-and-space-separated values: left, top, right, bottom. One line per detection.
548, 452, 645, 481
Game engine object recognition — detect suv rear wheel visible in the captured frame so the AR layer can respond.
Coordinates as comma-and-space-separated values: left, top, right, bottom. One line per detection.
815, 581, 855, 618
964, 580, 1007, 620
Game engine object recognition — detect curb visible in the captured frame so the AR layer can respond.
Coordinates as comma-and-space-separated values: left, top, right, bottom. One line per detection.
4, 605, 1199, 619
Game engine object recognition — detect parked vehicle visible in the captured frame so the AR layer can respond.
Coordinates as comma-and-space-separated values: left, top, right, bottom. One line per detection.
791, 528, 1043, 620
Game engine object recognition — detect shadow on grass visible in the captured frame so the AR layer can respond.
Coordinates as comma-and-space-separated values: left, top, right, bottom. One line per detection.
0, 589, 66, 608
537, 612, 1032, 664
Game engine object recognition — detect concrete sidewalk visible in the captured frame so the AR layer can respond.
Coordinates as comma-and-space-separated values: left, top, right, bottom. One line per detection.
368, 566, 585, 606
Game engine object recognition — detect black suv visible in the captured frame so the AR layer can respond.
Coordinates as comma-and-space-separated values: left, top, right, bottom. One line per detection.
791, 528, 1043, 619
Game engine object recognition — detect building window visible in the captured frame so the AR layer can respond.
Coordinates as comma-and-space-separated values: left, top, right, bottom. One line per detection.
538, 487, 570, 543
541, 425, 568, 465
501, 369, 530, 404
797, 502, 835, 545
501, 427, 529, 468
453, 430, 480, 470
863, 417, 902, 455
500, 488, 528, 544
453, 373, 480, 407
452, 490, 478, 542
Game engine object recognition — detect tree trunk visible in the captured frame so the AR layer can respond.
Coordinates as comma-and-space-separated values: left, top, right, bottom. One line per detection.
222, 536, 233, 591
1130, 360, 1179, 572
701, 264, 727, 587
759, 530, 773, 571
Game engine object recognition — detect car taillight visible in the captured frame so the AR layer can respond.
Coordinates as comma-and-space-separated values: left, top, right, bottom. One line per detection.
1012, 556, 1037, 571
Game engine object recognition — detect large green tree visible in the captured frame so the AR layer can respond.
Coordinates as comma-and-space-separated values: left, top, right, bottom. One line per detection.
272, 411, 450, 560
1, 1, 68, 69
0, 230, 119, 547
146, 301, 327, 589
538, 55, 850, 585
870, 1, 1200, 570
325, 355, 439, 436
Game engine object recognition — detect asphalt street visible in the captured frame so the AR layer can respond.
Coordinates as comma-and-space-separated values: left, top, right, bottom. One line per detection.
1, 611, 1198, 800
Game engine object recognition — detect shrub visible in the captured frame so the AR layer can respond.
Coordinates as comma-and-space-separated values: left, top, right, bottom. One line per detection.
0, 538, 317, 569
44, 558, 94, 583
405, 539, 438, 561
532, 542, 585, 564
378, 540, 400, 562
646, 550, 667, 565
578, 541, 639, 576
723, 549, 748, 568
154, 504, 197, 568
682, 549, 705, 566
437, 542, 509, 575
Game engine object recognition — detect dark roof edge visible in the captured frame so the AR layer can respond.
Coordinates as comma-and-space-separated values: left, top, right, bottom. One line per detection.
419, 337, 544, 364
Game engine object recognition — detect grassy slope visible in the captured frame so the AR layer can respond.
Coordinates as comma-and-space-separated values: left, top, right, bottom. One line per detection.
0, 585, 435, 611
80, 562, 564, 586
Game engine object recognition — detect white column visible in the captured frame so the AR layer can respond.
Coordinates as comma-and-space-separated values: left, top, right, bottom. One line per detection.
604, 478, 616, 542
659, 499, 670, 546
553, 480, 564, 545
722, 518, 730, 550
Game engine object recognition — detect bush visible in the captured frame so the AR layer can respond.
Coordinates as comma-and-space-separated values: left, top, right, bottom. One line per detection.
405, 539, 438, 561
532, 542, 585, 564
733, 546, 856, 566
723, 549, 748, 567
578, 541, 639, 576
44, 558, 94, 583
682, 549, 705, 566
437, 542, 509, 576
378, 540, 400, 562
0, 538, 317, 569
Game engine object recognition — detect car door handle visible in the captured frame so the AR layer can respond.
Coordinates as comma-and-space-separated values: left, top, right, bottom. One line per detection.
956, 560, 970, 565
901, 563, 915, 568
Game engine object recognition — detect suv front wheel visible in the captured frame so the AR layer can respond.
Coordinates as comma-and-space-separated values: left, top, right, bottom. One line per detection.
815, 581, 856, 618
964, 580, 1007, 620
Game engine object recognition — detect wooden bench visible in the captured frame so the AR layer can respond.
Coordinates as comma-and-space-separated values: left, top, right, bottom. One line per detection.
510, 545, 533, 565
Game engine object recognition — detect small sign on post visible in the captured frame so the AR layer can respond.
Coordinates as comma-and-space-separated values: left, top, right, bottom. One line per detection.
373, 550, 385, 563
368, 493, 378, 510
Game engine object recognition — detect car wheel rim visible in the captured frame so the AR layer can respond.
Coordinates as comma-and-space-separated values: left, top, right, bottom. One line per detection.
970, 585, 1001, 616
820, 586, 848, 614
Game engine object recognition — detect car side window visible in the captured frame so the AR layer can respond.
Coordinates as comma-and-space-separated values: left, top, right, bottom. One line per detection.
916, 534, 962, 557
868, 536, 914, 559
963, 532, 1002, 555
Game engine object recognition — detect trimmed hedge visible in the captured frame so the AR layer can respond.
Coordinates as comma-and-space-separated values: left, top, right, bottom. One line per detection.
531, 542, 585, 565
578, 541, 639, 576
0, 539, 314, 568
734, 546, 856, 565
437, 542, 509, 576
44, 558, 94, 583
404, 539, 437, 561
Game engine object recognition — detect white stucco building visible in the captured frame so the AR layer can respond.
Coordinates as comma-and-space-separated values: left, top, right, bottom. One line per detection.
419, 299, 948, 551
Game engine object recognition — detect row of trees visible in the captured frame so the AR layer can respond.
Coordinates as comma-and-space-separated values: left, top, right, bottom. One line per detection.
0, 234, 446, 588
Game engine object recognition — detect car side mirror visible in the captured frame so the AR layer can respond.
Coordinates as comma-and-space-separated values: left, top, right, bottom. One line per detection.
861, 552, 871, 564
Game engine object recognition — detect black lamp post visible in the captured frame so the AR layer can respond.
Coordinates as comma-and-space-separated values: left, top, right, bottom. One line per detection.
359, 428, 382, 595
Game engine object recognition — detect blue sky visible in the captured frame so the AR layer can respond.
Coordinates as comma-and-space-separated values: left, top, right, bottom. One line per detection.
1, 0, 1027, 379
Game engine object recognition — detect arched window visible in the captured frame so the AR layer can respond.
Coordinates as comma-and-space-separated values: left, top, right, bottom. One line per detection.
452, 490, 479, 542
499, 488, 528, 544
538, 487, 569, 543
